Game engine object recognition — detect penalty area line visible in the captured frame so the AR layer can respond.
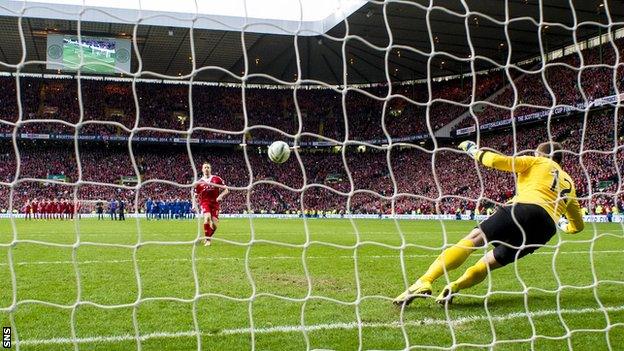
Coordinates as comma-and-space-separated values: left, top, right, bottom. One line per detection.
17, 304, 624, 346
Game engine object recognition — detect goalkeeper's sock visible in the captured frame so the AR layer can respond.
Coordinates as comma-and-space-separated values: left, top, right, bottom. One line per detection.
419, 239, 475, 284
453, 260, 489, 290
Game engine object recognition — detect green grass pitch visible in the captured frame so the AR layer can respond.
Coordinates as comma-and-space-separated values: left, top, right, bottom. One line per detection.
0, 218, 623, 350
62, 44, 116, 74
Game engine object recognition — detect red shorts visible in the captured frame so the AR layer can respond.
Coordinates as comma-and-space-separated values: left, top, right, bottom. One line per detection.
200, 202, 220, 219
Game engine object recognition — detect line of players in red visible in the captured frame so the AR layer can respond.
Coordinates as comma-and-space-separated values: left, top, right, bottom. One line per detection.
22, 199, 79, 220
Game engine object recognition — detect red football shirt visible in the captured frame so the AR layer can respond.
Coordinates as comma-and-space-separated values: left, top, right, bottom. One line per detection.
195, 175, 225, 205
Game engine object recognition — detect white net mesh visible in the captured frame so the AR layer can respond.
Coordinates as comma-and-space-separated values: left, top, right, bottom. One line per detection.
0, 0, 623, 350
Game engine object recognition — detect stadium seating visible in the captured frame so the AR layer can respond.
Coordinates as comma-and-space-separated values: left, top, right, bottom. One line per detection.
0, 38, 622, 215
0, 68, 506, 140
1, 107, 621, 215
454, 37, 624, 131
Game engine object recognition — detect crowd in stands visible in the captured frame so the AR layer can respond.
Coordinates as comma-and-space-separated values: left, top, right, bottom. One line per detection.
0, 37, 622, 217
455, 37, 624, 131
0, 106, 622, 216
0, 38, 620, 141
0, 65, 507, 142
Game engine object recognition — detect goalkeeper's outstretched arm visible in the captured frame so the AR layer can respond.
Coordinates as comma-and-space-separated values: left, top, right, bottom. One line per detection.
458, 140, 536, 173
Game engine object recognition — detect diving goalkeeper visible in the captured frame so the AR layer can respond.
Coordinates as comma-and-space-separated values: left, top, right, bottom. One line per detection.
394, 141, 584, 306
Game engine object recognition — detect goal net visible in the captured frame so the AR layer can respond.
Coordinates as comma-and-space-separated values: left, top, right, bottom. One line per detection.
0, 0, 623, 350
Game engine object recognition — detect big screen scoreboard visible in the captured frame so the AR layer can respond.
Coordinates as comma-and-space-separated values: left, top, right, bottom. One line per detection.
46, 34, 131, 74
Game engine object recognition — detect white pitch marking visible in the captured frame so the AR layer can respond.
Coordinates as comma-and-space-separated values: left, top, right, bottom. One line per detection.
1, 250, 622, 267
16, 304, 624, 346
0, 230, 474, 237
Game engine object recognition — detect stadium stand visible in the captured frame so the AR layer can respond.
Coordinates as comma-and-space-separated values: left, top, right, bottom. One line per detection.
0, 37, 622, 216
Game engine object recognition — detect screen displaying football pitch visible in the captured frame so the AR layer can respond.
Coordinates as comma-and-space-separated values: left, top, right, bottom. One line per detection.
47, 34, 131, 73
62, 36, 117, 74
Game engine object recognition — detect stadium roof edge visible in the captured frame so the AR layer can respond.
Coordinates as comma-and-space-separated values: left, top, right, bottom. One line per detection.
0, 0, 367, 36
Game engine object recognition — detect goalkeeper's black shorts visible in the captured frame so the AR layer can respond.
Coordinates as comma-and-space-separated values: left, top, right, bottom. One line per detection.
478, 203, 557, 266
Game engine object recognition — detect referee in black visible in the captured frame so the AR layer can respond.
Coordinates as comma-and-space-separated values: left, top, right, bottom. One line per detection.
118, 199, 126, 221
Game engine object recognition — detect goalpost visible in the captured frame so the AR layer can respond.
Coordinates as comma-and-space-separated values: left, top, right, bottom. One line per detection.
0, 0, 623, 350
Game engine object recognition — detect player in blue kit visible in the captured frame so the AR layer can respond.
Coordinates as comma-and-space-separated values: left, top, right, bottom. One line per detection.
160, 200, 168, 219
145, 198, 154, 220
153, 200, 160, 219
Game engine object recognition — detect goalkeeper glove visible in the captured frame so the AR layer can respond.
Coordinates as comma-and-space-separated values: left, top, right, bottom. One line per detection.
558, 217, 569, 233
458, 140, 478, 158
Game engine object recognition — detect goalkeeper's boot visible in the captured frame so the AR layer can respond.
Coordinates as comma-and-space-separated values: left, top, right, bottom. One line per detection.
393, 279, 432, 307
435, 282, 459, 305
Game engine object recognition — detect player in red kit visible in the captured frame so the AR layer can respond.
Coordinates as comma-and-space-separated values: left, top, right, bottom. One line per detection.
52, 199, 59, 219
31, 199, 38, 219
59, 199, 67, 220
43, 200, 51, 220
70, 200, 77, 220
194, 162, 229, 246
23, 200, 32, 220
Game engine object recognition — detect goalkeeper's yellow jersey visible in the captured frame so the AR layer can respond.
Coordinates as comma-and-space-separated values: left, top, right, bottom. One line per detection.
475, 150, 584, 234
